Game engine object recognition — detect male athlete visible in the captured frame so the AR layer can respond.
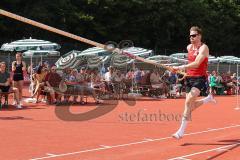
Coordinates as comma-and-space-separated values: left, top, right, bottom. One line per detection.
172, 26, 216, 139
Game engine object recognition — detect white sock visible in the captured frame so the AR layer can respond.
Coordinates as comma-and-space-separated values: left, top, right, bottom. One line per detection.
202, 94, 216, 104
176, 117, 188, 136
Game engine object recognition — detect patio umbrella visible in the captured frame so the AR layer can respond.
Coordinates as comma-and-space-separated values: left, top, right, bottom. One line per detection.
111, 53, 134, 67
87, 56, 109, 68
23, 50, 60, 58
1, 38, 60, 71
122, 47, 153, 58
0, 38, 60, 51
55, 50, 84, 69
110, 47, 152, 67
169, 53, 188, 59
147, 55, 172, 64
78, 47, 111, 57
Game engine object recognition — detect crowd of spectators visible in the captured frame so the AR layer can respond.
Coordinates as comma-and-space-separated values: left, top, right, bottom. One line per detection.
0, 53, 239, 108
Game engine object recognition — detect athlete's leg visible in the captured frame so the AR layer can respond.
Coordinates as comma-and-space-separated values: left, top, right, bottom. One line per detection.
191, 94, 216, 111
172, 87, 200, 139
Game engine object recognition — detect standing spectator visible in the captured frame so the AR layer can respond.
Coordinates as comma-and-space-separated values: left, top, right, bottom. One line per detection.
209, 71, 217, 94
12, 52, 26, 104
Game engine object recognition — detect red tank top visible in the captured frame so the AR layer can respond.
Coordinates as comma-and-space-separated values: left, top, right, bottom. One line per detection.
187, 44, 208, 77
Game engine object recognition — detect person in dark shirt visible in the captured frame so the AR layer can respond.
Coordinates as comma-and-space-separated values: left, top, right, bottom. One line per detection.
0, 62, 22, 109
12, 52, 26, 103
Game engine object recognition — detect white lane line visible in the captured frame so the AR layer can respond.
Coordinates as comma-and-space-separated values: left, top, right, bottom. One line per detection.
143, 138, 154, 142
215, 148, 229, 152
30, 124, 240, 160
167, 142, 240, 160
99, 145, 112, 148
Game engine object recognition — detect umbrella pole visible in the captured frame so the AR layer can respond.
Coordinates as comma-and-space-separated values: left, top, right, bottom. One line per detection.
8, 52, 11, 72
235, 63, 240, 110
41, 54, 43, 65
30, 54, 33, 97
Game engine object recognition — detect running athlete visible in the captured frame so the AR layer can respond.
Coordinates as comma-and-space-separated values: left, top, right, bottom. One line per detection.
172, 26, 216, 139
12, 52, 26, 103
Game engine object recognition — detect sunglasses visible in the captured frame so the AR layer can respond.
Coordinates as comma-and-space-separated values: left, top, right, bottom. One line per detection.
189, 34, 198, 38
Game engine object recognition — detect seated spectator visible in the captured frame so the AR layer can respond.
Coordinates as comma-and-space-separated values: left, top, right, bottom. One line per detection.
215, 72, 224, 95
103, 66, 116, 93
134, 68, 142, 84
126, 69, 134, 82
76, 67, 88, 84
113, 70, 125, 98
44, 65, 61, 104
0, 62, 21, 109
76, 67, 91, 104
222, 72, 234, 94
90, 70, 106, 93
150, 69, 165, 97
63, 67, 72, 82
68, 69, 78, 103
33, 65, 48, 103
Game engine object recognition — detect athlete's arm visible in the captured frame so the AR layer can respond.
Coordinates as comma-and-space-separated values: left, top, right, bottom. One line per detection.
185, 44, 209, 69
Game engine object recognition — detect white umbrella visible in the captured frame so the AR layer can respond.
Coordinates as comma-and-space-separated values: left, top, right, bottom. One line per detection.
122, 47, 152, 58
0, 38, 60, 51
23, 50, 60, 58
218, 56, 239, 63
78, 47, 111, 57
169, 53, 188, 59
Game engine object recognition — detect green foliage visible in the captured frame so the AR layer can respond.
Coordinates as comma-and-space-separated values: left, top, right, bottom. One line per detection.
0, 0, 239, 56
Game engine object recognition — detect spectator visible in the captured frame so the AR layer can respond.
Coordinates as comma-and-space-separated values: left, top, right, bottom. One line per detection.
12, 52, 26, 103
44, 65, 60, 104
33, 65, 48, 103
104, 66, 115, 93
0, 62, 21, 109
209, 71, 217, 94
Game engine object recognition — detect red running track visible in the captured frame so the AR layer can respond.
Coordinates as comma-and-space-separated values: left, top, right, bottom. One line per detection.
0, 90, 239, 160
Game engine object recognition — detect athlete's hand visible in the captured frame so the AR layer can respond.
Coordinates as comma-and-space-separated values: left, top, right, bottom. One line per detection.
173, 65, 186, 71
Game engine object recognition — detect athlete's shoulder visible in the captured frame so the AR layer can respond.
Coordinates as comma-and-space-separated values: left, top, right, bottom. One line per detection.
199, 43, 209, 56
187, 44, 192, 51
200, 43, 209, 49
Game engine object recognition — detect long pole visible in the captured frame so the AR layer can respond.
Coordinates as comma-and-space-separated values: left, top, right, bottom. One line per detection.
0, 9, 186, 77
